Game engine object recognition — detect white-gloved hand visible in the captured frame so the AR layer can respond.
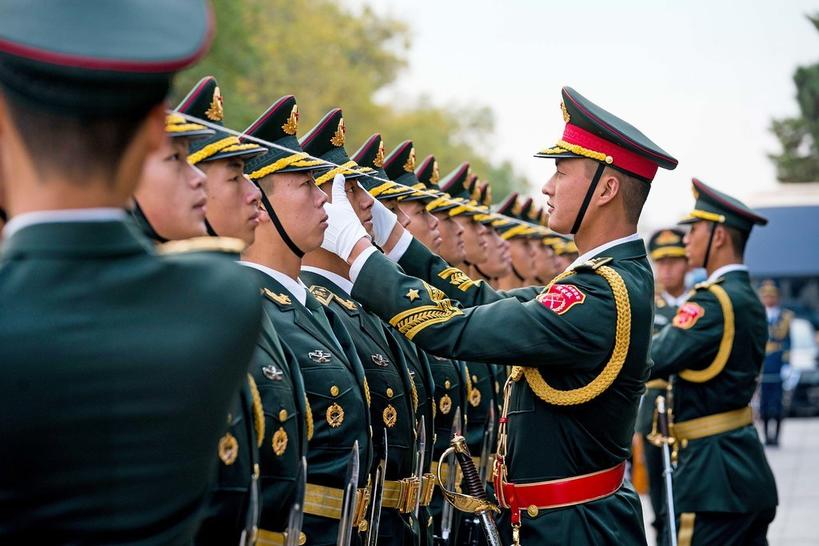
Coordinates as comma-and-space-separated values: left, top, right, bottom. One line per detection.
321, 173, 370, 260
368, 185, 398, 247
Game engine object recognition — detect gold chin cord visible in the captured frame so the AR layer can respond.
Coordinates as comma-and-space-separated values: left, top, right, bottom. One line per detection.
493, 371, 520, 545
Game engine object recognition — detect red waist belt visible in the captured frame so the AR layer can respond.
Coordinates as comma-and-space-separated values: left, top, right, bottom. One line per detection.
497, 461, 626, 525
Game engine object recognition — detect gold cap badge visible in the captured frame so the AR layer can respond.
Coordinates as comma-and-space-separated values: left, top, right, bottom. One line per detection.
374, 141, 385, 167
403, 147, 416, 173
282, 104, 299, 135
560, 101, 570, 123
430, 160, 440, 184
206, 86, 224, 121
330, 118, 346, 146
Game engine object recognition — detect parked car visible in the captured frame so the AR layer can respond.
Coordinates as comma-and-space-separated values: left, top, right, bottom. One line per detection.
784, 317, 819, 417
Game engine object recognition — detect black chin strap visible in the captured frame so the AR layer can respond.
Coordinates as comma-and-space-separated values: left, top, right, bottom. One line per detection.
511, 263, 526, 282
258, 187, 304, 258
204, 219, 218, 237
570, 162, 606, 235
0, 207, 7, 223
130, 199, 168, 244
473, 263, 493, 281
702, 221, 718, 271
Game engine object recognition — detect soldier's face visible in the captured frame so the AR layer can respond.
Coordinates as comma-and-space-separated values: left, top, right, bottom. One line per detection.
654, 256, 688, 294
134, 136, 208, 240
543, 158, 591, 234
454, 216, 489, 264
683, 221, 708, 268
761, 292, 779, 308
433, 211, 465, 265
509, 238, 536, 278
263, 171, 328, 252
399, 200, 441, 252
199, 158, 261, 245
340, 179, 374, 238
534, 244, 557, 280
482, 228, 512, 278
382, 198, 410, 228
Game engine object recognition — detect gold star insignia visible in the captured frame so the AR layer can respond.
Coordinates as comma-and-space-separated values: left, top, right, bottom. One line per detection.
405, 288, 420, 302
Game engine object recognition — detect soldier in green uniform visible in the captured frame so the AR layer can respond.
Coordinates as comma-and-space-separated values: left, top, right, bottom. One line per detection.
758, 280, 792, 446
177, 76, 267, 244
650, 178, 778, 545
0, 2, 265, 542
241, 102, 374, 546
463, 179, 513, 286
354, 134, 440, 546
131, 113, 212, 242
321, 86, 678, 545
301, 114, 424, 546
636, 228, 688, 544
492, 193, 539, 291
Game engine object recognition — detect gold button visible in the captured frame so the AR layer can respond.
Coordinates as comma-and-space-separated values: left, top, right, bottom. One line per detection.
330, 385, 340, 397
472, 375, 478, 383
444, 379, 451, 389
527, 504, 539, 517
359, 520, 368, 532
279, 409, 288, 422
386, 387, 394, 398
298, 532, 307, 545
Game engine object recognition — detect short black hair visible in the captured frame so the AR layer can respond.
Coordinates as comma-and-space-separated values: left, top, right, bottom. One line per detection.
724, 225, 748, 256
3, 91, 151, 183
602, 165, 649, 225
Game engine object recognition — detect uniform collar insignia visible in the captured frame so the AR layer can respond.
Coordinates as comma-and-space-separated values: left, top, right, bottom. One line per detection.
371, 354, 390, 367
262, 364, 284, 381
309, 349, 332, 363
263, 288, 292, 306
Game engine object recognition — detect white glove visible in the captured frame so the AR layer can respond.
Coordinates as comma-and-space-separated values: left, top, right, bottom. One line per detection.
368, 186, 398, 247
321, 173, 370, 260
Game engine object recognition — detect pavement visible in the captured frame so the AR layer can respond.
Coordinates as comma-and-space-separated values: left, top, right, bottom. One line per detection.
640, 417, 819, 546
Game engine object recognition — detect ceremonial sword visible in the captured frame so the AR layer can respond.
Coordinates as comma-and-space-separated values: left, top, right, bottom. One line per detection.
337, 441, 360, 546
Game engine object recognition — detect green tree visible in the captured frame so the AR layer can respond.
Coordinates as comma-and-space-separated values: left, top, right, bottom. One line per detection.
173, 0, 530, 199
769, 13, 819, 183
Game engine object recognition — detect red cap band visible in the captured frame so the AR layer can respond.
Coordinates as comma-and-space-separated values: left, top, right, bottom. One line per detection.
562, 124, 658, 181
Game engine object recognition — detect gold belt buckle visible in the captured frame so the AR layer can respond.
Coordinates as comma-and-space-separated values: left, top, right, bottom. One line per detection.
420, 473, 436, 506
398, 477, 420, 513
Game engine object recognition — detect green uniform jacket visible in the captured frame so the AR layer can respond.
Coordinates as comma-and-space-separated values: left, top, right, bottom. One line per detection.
301, 270, 418, 545
243, 267, 372, 546
351, 239, 652, 544
249, 296, 310, 534
635, 295, 678, 435
651, 269, 778, 514
0, 220, 262, 544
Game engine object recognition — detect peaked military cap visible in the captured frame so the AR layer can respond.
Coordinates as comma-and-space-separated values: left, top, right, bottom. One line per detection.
0, 0, 212, 116
242, 95, 325, 181
352, 134, 415, 200
471, 180, 498, 225
300, 108, 373, 186
679, 178, 768, 233
165, 113, 213, 140
648, 228, 686, 261
383, 140, 436, 204
535, 87, 678, 182
176, 76, 265, 165
414, 155, 458, 214
493, 192, 537, 240
438, 162, 482, 217
553, 234, 578, 256
758, 279, 779, 297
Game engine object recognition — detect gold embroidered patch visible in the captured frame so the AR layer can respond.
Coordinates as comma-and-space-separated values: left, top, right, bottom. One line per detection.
327, 402, 345, 428
469, 388, 482, 407
439, 394, 452, 415
560, 101, 570, 123
430, 160, 440, 184
403, 147, 416, 173
390, 282, 463, 340
331, 118, 345, 146
206, 86, 224, 121
405, 289, 420, 302
374, 141, 385, 167
383, 404, 397, 428
308, 285, 333, 306
438, 267, 476, 292
218, 432, 239, 465
282, 104, 299, 135
264, 288, 292, 306
272, 427, 288, 456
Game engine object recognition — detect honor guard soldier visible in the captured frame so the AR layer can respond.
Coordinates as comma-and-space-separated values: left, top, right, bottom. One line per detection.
321, 86, 678, 545
0, 1, 265, 543
757, 280, 791, 446
301, 117, 422, 546
492, 193, 539, 291
355, 135, 440, 546
636, 227, 688, 543
381, 141, 470, 544
131, 113, 212, 242
651, 178, 778, 545
242, 103, 374, 546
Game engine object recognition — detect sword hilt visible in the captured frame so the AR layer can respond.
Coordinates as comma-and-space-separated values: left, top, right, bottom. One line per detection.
450, 435, 488, 501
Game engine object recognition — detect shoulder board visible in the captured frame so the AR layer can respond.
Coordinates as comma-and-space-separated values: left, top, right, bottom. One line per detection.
693, 277, 724, 291
573, 256, 613, 271
308, 285, 334, 306
262, 288, 292, 307
157, 236, 246, 256
333, 293, 358, 312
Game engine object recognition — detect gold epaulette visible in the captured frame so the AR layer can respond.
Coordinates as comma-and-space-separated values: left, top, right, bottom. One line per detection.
156, 236, 246, 255
575, 256, 613, 270
308, 285, 359, 312
263, 288, 293, 307
654, 294, 667, 308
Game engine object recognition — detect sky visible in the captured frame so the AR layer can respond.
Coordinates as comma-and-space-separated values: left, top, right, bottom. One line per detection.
345, 0, 819, 231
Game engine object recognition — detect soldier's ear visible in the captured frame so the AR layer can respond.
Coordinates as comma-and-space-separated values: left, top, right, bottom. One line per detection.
596, 170, 620, 206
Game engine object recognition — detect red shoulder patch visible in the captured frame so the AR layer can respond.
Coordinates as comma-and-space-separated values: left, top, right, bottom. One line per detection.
537, 284, 586, 315
672, 302, 705, 329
